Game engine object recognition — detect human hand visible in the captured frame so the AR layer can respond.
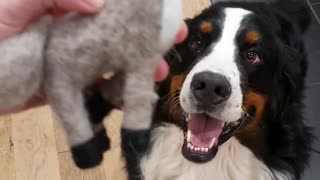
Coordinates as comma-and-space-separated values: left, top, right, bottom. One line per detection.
155, 23, 188, 82
0, 0, 188, 114
0, 0, 105, 40
0, 0, 105, 115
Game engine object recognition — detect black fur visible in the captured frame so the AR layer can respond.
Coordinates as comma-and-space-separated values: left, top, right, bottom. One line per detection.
84, 89, 115, 125
215, 1, 313, 178
121, 129, 151, 180
123, 1, 314, 179
165, 6, 225, 75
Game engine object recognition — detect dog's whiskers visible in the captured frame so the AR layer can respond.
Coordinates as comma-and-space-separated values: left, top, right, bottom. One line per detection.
168, 47, 182, 63
160, 89, 181, 100
241, 107, 254, 121
170, 96, 180, 102
169, 98, 182, 113
170, 99, 181, 110
240, 81, 258, 89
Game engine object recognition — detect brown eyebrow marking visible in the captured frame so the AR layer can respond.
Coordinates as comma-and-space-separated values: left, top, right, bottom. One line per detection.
200, 21, 214, 33
245, 31, 260, 44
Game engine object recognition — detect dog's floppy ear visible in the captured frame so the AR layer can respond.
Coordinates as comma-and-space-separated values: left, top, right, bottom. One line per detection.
279, 35, 308, 100
271, 1, 310, 99
271, 0, 311, 34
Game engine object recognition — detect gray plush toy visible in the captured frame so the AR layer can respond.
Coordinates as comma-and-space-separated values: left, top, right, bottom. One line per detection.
0, 0, 182, 169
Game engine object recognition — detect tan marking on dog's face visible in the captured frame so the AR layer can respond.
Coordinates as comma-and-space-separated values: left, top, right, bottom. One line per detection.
245, 31, 260, 44
167, 74, 185, 122
240, 90, 267, 132
169, 75, 185, 95
200, 21, 214, 33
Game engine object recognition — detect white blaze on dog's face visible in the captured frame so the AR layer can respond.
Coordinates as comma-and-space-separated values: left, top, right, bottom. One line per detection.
178, 8, 254, 162
160, 0, 183, 50
180, 8, 251, 123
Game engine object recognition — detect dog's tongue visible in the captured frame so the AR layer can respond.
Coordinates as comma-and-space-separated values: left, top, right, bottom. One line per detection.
188, 114, 223, 147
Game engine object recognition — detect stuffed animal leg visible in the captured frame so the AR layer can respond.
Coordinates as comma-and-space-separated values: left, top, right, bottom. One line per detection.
45, 0, 183, 168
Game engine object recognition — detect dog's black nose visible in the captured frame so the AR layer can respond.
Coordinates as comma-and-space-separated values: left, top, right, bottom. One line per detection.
191, 72, 231, 105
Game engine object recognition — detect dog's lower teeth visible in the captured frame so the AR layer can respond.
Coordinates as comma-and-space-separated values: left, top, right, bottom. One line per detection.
187, 143, 211, 153
204, 148, 209, 153
209, 138, 216, 149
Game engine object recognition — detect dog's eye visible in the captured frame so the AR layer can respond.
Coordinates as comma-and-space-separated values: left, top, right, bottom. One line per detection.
245, 50, 262, 64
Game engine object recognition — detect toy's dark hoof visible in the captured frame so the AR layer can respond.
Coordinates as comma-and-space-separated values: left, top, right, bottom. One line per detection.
95, 127, 110, 152
71, 137, 103, 169
121, 128, 151, 154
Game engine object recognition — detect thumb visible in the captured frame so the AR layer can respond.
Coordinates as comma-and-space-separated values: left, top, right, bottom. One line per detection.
54, 0, 105, 14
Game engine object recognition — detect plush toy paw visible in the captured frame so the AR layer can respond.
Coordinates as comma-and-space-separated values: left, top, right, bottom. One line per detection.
121, 128, 151, 154
84, 90, 116, 124
71, 136, 104, 169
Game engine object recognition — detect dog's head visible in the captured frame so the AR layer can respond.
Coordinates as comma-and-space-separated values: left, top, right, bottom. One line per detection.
159, 0, 312, 168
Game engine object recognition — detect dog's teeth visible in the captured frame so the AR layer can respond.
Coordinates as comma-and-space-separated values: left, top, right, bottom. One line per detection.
201, 147, 205, 152
190, 145, 195, 151
204, 148, 209, 153
195, 147, 200, 152
209, 138, 216, 149
187, 143, 192, 149
187, 130, 191, 142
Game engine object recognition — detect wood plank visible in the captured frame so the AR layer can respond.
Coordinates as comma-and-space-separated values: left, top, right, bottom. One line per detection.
103, 110, 127, 180
53, 113, 70, 153
104, 147, 127, 180
104, 110, 123, 148
11, 106, 61, 180
0, 115, 16, 180
183, 0, 211, 18
58, 151, 107, 180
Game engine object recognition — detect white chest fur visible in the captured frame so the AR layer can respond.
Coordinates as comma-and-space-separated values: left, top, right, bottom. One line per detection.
140, 124, 292, 180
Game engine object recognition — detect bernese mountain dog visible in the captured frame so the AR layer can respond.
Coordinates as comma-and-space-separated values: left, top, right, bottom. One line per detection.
85, 0, 314, 179
119, 0, 314, 180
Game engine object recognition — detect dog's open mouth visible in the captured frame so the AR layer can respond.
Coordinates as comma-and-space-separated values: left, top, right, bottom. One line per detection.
181, 112, 251, 163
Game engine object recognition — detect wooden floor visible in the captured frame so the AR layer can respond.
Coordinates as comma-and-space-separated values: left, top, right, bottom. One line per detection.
0, 1, 210, 179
